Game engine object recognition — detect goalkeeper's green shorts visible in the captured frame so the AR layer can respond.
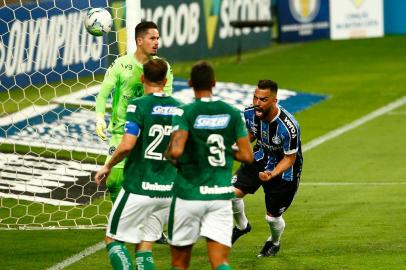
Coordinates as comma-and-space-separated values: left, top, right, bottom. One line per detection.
106, 134, 125, 168
106, 167, 124, 203
105, 134, 126, 203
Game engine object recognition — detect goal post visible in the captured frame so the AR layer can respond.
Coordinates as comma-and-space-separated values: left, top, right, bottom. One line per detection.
126, 0, 141, 55
0, 0, 140, 230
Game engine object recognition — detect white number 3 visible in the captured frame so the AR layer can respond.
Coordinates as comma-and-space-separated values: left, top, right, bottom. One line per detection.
207, 134, 226, 167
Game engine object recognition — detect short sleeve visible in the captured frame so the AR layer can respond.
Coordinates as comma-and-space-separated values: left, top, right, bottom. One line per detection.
282, 129, 298, 155
235, 111, 248, 140
126, 101, 143, 128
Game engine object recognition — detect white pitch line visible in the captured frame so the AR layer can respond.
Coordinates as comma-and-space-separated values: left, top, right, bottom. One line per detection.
301, 182, 406, 186
302, 95, 406, 152
46, 241, 105, 270
49, 95, 406, 269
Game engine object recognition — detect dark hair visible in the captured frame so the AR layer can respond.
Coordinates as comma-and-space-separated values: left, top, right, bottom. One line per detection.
257, 80, 278, 94
135, 21, 158, 39
190, 61, 215, 91
143, 58, 168, 84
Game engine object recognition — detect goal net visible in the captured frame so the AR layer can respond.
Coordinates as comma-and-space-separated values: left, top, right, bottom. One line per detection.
0, 0, 139, 229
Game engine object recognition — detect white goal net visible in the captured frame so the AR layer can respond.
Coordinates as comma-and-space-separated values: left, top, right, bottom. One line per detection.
0, 0, 134, 229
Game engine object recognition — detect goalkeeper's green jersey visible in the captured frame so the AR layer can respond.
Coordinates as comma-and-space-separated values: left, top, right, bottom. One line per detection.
123, 93, 182, 197
171, 97, 248, 200
96, 54, 173, 135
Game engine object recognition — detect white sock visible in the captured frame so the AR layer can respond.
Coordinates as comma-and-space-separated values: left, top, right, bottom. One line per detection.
232, 198, 249, 229
265, 215, 285, 245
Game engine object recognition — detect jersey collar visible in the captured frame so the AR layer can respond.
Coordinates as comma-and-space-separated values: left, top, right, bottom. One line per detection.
152, 92, 169, 97
198, 97, 220, 102
270, 106, 281, 123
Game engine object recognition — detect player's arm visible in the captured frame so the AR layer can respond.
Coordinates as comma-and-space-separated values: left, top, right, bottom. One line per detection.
95, 61, 119, 140
94, 121, 140, 185
259, 153, 296, 181
233, 110, 253, 163
259, 122, 299, 181
233, 136, 253, 163
165, 129, 188, 167
248, 131, 256, 142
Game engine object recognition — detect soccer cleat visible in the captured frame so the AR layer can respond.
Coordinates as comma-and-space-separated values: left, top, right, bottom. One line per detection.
156, 232, 168, 245
257, 241, 280, 258
231, 222, 252, 244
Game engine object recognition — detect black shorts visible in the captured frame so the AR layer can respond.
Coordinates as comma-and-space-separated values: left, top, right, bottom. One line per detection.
232, 162, 300, 217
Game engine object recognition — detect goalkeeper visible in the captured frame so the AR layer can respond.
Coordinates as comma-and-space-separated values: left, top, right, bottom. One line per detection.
95, 21, 173, 203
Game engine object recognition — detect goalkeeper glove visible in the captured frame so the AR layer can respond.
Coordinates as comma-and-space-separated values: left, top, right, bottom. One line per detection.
96, 113, 107, 141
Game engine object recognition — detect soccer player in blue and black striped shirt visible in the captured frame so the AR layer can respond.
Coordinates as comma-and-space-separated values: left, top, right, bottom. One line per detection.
231, 79, 303, 258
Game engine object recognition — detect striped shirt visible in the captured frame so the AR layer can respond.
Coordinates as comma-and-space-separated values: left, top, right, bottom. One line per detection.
244, 105, 303, 181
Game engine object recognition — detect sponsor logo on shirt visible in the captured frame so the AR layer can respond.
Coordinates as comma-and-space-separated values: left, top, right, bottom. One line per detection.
194, 114, 230, 129
142, 182, 173, 191
283, 116, 297, 138
127, 104, 136, 113
151, 106, 178, 116
257, 140, 283, 152
174, 108, 184, 116
200, 185, 234, 195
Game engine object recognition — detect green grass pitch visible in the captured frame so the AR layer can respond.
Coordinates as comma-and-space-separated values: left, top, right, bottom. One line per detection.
1, 36, 406, 269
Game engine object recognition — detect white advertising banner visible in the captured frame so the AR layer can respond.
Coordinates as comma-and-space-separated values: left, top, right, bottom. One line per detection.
329, 0, 383, 40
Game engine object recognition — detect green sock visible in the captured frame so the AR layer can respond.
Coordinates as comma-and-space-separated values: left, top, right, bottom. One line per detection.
215, 263, 232, 270
106, 242, 134, 270
135, 250, 155, 270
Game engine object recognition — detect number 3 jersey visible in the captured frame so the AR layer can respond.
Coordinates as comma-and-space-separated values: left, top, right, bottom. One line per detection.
172, 97, 248, 201
123, 93, 182, 197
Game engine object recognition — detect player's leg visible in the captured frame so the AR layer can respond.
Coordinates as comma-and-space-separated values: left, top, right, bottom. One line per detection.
259, 178, 299, 257
207, 240, 232, 270
200, 200, 233, 269
232, 189, 249, 231
106, 167, 124, 203
168, 197, 203, 269
231, 162, 263, 243
170, 245, 193, 270
135, 198, 171, 270
105, 134, 125, 203
104, 189, 136, 269
106, 192, 160, 268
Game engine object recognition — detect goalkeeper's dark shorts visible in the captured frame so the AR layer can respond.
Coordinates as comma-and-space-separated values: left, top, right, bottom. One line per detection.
232, 162, 300, 217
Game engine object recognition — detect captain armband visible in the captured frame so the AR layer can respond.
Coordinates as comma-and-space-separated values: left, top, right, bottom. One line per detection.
124, 121, 141, 136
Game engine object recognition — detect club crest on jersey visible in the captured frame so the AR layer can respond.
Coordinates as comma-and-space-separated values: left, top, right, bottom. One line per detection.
194, 114, 230, 129
272, 135, 282, 145
108, 146, 116, 155
127, 104, 136, 113
151, 106, 178, 116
